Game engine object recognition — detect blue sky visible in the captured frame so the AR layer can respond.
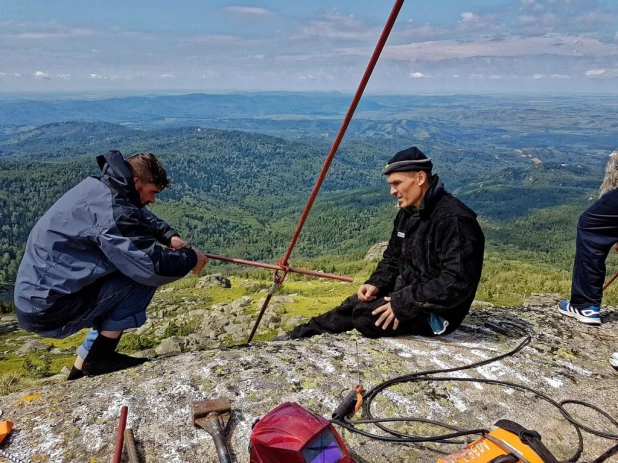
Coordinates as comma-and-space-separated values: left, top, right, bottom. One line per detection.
1, 0, 617, 94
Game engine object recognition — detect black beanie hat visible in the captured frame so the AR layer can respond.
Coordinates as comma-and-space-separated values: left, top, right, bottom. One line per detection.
382, 146, 433, 175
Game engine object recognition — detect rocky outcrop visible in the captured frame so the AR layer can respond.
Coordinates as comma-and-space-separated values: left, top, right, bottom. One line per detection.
363, 242, 388, 261
0, 305, 617, 462
196, 274, 232, 289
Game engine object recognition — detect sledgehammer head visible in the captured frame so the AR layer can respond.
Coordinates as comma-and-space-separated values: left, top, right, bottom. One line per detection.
192, 398, 232, 424
192, 398, 234, 463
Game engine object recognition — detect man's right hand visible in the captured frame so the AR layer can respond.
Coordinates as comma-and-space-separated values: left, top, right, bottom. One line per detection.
192, 250, 209, 275
357, 284, 378, 302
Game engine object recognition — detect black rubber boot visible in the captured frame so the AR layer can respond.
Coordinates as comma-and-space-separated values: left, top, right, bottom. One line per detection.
67, 366, 84, 381
83, 352, 148, 376
81, 333, 147, 377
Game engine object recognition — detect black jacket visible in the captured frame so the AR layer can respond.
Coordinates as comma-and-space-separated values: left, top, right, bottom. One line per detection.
366, 177, 485, 332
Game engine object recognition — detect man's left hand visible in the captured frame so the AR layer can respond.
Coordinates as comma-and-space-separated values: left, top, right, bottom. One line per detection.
372, 297, 399, 331
170, 236, 189, 250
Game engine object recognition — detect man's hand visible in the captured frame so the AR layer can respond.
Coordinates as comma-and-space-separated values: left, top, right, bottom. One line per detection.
192, 250, 209, 275
372, 297, 399, 330
170, 236, 189, 250
357, 284, 379, 302
614, 242, 618, 254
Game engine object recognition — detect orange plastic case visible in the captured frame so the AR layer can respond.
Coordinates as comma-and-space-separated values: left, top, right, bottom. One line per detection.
0, 421, 13, 444
437, 427, 544, 463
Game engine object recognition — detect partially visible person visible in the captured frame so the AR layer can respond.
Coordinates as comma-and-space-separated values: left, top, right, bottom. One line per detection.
559, 148, 618, 371
15, 150, 208, 380
274, 146, 485, 341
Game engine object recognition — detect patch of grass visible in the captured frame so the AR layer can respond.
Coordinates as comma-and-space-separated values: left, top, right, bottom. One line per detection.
22, 353, 53, 379
163, 317, 201, 338
0, 372, 38, 396
117, 334, 157, 353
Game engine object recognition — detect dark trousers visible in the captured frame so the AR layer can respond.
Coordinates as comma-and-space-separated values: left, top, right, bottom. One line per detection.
289, 294, 434, 339
571, 189, 618, 308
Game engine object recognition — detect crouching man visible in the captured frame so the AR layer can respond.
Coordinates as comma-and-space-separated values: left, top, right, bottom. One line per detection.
15, 151, 208, 379
276, 146, 485, 340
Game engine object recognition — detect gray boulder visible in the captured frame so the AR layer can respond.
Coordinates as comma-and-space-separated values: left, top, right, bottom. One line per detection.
196, 274, 232, 289
16, 340, 51, 355
155, 336, 183, 356
364, 242, 388, 261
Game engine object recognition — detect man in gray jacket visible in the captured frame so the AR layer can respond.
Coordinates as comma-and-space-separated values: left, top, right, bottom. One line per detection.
15, 150, 208, 380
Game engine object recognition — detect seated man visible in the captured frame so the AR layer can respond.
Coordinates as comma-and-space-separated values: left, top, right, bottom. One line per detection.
278, 146, 485, 340
14, 150, 208, 380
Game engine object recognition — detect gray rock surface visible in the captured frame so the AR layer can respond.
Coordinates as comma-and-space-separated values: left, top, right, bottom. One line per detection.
16, 340, 51, 355
1, 305, 617, 462
363, 242, 388, 261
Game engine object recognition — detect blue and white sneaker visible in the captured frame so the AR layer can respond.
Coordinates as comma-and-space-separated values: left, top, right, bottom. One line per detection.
610, 353, 618, 371
558, 300, 601, 325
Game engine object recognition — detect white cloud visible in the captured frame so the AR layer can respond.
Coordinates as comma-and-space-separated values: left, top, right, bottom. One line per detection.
57, 73, 71, 79
585, 68, 618, 78
585, 68, 606, 76
471, 74, 484, 79
410, 72, 424, 78
460, 12, 477, 23
490, 74, 501, 79
457, 11, 501, 32
160, 74, 175, 79
223, 6, 273, 17
519, 15, 538, 25
0, 21, 96, 39
88, 73, 124, 80
33, 70, 50, 80
293, 12, 380, 41
532, 73, 573, 79
184, 34, 242, 44
347, 35, 618, 62
13, 72, 22, 77
522, 0, 536, 4
574, 11, 615, 27
299, 74, 315, 80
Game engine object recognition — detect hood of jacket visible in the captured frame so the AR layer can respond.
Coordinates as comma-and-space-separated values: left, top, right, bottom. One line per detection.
96, 150, 142, 208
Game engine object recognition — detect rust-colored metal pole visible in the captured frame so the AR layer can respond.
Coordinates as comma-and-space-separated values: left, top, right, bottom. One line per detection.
279, 0, 405, 269
246, 0, 405, 343
603, 270, 618, 291
204, 253, 353, 282
247, 280, 279, 343
113, 405, 128, 463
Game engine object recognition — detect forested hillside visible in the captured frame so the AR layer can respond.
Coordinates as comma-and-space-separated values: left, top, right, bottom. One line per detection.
1, 92, 616, 286
0, 118, 607, 283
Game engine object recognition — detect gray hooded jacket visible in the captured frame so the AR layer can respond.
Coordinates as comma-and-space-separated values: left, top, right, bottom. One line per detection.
14, 150, 197, 333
